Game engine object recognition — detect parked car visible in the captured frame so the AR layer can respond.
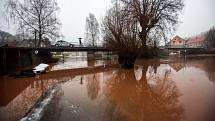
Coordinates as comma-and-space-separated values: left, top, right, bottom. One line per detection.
55, 40, 74, 47
169, 51, 180, 55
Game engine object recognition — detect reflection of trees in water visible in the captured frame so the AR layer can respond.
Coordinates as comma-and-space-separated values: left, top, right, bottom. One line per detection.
186, 56, 215, 83
86, 74, 101, 100
202, 57, 215, 82
1, 77, 72, 121
102, 66, 184, 121
3, 81, 48, 121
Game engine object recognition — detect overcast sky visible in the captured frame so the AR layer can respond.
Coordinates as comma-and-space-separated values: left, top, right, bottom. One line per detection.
0, 0, 215, 42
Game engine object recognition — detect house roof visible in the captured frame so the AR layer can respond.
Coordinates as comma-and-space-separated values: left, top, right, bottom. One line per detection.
169, 63, 185, 72
171, 35, 186, 42
186, 36, 205, 44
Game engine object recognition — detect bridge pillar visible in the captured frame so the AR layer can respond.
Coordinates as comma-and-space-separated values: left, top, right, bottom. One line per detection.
18, 50, 21, 70
3, 47, 7, 73
87, 51, 95, 60
87, 51, 96, 67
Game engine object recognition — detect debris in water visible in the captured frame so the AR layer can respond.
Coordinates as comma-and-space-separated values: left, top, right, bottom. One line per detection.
33, 63, 49, 74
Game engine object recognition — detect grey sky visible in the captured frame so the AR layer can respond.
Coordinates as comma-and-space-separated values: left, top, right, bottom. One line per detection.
176, 0, 215, 37
0, 0, 215, 43
58, 0, 111, 43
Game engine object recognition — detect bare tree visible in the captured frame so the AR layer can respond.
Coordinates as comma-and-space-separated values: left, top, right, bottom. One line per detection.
85, 13, 100, 46
6, 0, 61, 47
205, 27, 215, 50
119, 0, 184, 53
103, 1, 141, 68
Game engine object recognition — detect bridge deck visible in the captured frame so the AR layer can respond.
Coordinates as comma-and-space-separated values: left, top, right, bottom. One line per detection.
0, 46, 110, 52
167, 47, 205, 50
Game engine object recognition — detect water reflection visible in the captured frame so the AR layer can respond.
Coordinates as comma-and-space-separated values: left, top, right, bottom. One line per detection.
196, 57, 215, 82
102, 68, 184, 121
0, 76, 65, 121
45, 65, 185, 121
51, 52, 118, 71
86, 74, 101, 100
1, 55, 215, 121
41, 56, 215, 121
0, 65, 114, 121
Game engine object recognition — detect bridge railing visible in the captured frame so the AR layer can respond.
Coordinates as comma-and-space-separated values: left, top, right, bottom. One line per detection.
166, 45, 206, 49
51, 43, 104, 48
166, 45, 186, 49
74, 43, 104, 47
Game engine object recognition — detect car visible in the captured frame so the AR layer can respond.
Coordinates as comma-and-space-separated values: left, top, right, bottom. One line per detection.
55, 40, 74, 47
169, 51, 180, 55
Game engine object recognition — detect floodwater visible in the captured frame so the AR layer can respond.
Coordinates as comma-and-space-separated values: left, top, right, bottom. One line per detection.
0, 55, 215, 121
50, 52, 117, 71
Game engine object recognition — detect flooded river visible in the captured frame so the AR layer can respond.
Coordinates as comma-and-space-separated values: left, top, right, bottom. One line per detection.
0, 54, 215, 121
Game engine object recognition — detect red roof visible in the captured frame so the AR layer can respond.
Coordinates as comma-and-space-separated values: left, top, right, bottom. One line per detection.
186, 36, 205, 44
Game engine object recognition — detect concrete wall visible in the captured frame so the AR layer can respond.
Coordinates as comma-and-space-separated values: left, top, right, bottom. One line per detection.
0, 48, 34, 75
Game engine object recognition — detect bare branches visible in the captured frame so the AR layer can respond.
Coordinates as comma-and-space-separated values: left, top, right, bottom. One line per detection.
85, 13, 100, 46
103, 0, 184, 64
103, 2, 141, 57
120, 0, 184, 48
6, 0, 60, 47
205, 27, 215, 49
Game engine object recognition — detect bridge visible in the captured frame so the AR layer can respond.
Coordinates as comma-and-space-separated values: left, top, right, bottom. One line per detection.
166, 47, 207, 54
0, 46, 110, 52
0, 46, 111, 75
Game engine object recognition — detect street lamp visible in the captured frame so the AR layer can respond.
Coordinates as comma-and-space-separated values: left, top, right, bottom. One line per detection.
78, 37, 83, 46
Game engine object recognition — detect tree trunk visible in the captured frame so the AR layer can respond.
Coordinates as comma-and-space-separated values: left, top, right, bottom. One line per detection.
118, 55, 136, 69
38, 24, 42, 48
139, 31, 150, 57
38, 32, 42, 47
38, 15, 42, 48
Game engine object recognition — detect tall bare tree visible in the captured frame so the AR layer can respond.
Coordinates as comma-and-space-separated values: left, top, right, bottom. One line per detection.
205, 27, 215, 49
6, 0, 61, 47
119, 0, 184, 52
85, 13, 100, 46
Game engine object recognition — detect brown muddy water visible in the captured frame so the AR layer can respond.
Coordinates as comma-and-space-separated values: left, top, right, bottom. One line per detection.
0, 55, 215, 121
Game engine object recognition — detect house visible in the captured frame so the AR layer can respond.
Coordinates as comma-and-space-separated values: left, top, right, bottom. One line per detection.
186, 36, 206, 48
168, 35, 186, 48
